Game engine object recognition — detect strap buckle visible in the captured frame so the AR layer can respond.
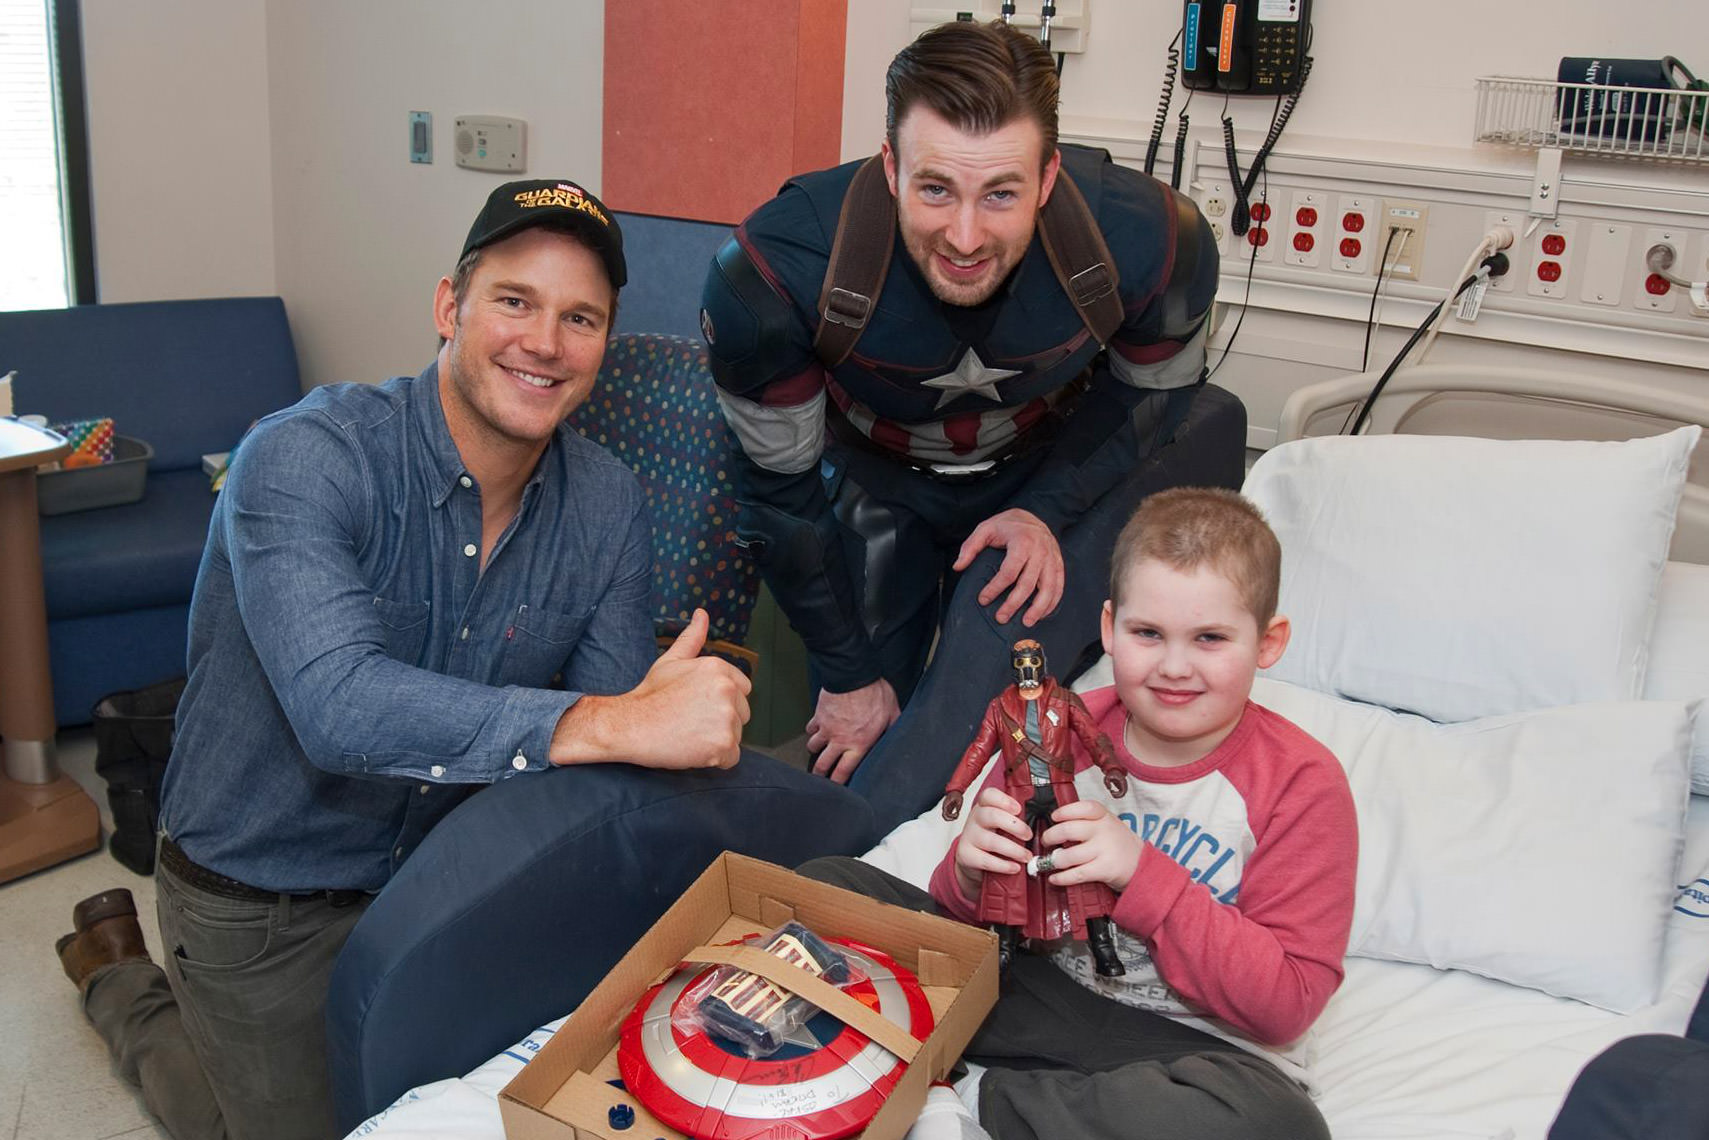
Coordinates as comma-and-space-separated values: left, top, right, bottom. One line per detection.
1068, 263, 1115, 307
822, 287, 873, 330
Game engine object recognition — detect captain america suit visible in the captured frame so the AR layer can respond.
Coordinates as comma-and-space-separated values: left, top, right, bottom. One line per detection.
701, 143, 1219, 827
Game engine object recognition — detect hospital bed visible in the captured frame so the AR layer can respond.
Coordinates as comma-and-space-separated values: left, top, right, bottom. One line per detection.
345, 364, 1709, 1140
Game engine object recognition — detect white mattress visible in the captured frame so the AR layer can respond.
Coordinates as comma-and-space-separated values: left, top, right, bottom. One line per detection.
346, 795, 1709, 1140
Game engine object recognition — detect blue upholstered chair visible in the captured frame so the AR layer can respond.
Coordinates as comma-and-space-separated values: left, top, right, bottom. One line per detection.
572, 332, 761, 670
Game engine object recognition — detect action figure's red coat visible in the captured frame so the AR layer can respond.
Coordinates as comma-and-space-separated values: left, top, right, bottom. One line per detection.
944, 679, 1123, 941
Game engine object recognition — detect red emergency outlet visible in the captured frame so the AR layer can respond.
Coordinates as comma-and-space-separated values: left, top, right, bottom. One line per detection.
1340, 237, 1362, 258
1342, 212, 1365, 233
1293, 232, 1315, 252
1251, 202, 1272, 222
1541, 234, 1566, 256
1296, 206, 1319, 228
1537, 260, 1563, 282
1646, 273, 1673, 296
1248, 226, 1270, 247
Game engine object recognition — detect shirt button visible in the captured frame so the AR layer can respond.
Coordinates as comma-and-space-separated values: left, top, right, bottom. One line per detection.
394, 846, 404, 860
463, 543, 478, 557
418, 784, 431, 795
430, 764, 445, 778
511, 752, 528, 771
459, 475, 473, 488
459, 627, 470, 641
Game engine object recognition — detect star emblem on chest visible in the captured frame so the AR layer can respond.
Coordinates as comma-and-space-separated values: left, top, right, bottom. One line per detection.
919, 347, 1021, 410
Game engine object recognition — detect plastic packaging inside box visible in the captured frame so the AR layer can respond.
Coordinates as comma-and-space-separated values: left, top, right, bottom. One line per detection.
38, 435, 153, 515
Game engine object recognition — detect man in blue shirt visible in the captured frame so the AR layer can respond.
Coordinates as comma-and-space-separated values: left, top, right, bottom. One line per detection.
54, 180, 753, 1140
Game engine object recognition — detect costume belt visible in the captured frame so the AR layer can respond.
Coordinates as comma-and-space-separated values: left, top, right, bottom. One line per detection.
823, 373, 1088, 483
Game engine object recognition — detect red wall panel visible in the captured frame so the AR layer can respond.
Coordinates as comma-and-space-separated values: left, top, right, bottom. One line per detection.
603, 0, 848, 225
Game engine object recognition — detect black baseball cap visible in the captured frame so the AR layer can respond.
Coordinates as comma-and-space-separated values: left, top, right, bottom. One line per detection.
459, 179, 627, 289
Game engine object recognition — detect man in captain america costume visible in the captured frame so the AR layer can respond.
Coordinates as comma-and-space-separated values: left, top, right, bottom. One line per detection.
699, 19, 1219, 831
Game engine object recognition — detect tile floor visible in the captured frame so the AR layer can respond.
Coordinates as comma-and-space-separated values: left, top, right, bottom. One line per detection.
0, 728, 169, 1140
0, 730, 813, 1140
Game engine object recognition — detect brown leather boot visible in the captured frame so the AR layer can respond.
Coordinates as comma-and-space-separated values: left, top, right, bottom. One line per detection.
56, 888, 151, 992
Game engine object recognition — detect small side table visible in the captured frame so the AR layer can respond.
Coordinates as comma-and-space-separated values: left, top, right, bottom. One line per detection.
0, 417, 99, 883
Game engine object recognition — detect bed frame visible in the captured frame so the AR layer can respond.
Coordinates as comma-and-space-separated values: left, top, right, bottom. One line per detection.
1275, 363, 1709, 564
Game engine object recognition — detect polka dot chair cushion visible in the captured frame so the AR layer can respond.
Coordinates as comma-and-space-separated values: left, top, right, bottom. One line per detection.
573, 333, 760, 649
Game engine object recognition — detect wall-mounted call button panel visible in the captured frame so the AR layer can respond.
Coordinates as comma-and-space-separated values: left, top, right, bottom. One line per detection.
454, 116, 527, 173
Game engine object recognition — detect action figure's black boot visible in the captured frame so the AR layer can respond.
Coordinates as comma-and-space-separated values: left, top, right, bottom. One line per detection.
995, 925, 1021, 972
1086, 916, 1125, 978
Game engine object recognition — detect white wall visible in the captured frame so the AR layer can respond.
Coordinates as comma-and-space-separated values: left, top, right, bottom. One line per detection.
82, 0, 276, 303
76, 0, 1706, 392
263, 0, 605, 389
842, 2, 1709, 165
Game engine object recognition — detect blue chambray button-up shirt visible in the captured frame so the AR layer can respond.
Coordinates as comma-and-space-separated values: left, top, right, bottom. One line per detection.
158, 363, 654, 892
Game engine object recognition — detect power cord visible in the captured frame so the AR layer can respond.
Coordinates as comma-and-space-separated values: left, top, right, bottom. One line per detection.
1341, 227, 1404, 434
1143, 30, 1182, 178
1361, 228, 1402, 372
1414, 225, 1515, 364
1229, 47, 1313, 237
1345, 250, 1512, 435
1206, 170, 1268, 384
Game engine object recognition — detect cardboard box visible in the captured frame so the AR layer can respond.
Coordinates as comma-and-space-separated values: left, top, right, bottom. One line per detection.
500, 852, 999, 1140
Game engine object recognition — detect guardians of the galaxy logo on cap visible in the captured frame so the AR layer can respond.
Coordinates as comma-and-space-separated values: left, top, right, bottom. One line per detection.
514, 182, 610, 227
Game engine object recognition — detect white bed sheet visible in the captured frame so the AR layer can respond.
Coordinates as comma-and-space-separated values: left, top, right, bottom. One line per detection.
345, 796, 1709, 1140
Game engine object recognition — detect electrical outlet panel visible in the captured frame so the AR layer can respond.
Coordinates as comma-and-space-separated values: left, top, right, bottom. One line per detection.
454, 115, 527, 173
1284, 190, 1328, 269
1243, 199, 1278, 264
1378, 200, 1429, 281
1195, 179, 1233, 257
1527, 218, 1577, 300
1483, 209, 1527, 292
1634, 226, 1685, 314
1332, 196, 1381, 275
1695, 233, 1709, 318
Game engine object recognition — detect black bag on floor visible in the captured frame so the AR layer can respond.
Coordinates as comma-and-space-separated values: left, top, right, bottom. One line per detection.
92, 677, 186, 876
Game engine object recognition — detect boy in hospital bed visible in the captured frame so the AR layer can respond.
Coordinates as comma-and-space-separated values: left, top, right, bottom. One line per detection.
806, 487, 1357, 1140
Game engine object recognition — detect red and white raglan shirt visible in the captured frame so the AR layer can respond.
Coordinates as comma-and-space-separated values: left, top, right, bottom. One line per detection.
930, 686, 1358, 1086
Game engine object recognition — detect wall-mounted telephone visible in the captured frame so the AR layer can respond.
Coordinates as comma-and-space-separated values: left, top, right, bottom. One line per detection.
1182, 0, 1310, 96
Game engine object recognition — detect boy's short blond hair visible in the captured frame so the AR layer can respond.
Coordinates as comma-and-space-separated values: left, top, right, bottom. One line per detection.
1109, 487, 1282, 626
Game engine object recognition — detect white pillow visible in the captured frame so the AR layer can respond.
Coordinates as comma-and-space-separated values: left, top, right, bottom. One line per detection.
1245, 427, 1701, 724
1251, 677, 1694, 1013
1645, 560, 1709, 795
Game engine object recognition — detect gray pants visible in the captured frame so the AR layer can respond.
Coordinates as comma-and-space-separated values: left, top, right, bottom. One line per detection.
798, 857, 1329, 1140
82, 858, 371, 1140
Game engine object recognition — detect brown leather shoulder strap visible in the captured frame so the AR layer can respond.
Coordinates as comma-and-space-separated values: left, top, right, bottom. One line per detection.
812, 157, 895, 370
1036, 167, 1124, 347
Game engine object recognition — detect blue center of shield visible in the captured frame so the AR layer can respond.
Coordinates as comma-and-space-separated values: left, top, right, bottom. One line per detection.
707, 1008, 845, 1060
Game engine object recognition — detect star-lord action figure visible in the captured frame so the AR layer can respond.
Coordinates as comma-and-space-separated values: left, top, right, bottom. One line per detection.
943, 640, 1128, 976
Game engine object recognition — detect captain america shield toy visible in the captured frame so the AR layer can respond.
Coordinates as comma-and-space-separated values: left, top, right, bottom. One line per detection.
617, 937, 933, 1140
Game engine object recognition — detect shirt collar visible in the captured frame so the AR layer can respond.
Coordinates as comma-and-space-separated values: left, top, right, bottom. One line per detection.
412, 361, 472, 508
413, 359, 558, 511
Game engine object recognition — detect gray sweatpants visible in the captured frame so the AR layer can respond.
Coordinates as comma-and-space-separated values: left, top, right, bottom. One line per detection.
797, 857, 1329, 1140
81, 859, 370, 1140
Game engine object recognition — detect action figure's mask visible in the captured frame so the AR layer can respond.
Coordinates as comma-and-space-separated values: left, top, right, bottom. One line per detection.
1011, 639, 1046, 696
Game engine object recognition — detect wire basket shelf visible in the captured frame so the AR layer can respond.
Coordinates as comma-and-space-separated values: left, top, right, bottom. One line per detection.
1474, 76, 1708, 163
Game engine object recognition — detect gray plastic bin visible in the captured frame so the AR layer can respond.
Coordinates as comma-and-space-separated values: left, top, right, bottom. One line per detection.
37, 435, 153, 515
